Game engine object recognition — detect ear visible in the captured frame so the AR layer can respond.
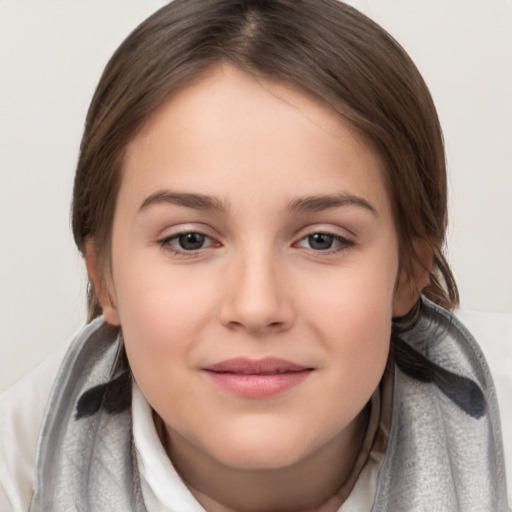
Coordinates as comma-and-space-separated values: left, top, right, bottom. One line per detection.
84, 239, 120, 326
392, 238, 433, 317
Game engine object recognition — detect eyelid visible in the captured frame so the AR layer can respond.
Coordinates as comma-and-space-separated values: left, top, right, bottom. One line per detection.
164, 232, 215, 248
293, 226, 356, 254
156, 225, 222, 256
295, 224, 355, 241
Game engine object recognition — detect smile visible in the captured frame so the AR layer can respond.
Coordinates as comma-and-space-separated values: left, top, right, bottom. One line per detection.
202, 358, 314, 398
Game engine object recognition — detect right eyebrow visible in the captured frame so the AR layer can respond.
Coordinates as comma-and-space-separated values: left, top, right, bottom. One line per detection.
139, 190, 230, 213
286, 192, 377, 217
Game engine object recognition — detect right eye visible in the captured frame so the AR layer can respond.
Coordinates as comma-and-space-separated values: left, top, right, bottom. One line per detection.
295, 231, 354, 253
158, 232, 216, 252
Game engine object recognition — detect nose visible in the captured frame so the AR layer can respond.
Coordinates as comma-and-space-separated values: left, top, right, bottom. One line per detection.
219, 249, 295, 335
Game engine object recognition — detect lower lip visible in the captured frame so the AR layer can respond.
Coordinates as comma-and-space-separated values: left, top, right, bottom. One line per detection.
203, 370, 312, 398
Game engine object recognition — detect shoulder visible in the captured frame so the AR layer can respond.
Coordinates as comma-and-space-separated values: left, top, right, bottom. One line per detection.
0, 343, 69, 511
376, 299, 509, 510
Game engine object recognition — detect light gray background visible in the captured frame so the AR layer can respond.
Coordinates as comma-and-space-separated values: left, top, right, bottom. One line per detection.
1, 0, 511, 496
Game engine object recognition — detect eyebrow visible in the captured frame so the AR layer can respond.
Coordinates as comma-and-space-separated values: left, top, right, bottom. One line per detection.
139, 189, 377, 217
287, 192, 377, 216
139, 191, 229, 213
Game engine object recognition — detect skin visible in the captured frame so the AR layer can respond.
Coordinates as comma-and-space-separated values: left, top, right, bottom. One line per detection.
87, 65, 427, 512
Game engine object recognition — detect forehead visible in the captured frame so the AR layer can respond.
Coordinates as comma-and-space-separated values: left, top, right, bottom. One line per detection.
129, 65, 366, 153
121, 64, 391, 217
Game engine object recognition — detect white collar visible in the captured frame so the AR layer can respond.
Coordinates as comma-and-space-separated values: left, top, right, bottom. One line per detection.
132, 382, 206, 512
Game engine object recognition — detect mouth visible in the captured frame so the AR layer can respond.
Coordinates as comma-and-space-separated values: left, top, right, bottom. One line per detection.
202, 357, 314, 398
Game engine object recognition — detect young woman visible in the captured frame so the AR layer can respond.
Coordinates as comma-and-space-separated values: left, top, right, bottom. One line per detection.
1, 1, 508, 510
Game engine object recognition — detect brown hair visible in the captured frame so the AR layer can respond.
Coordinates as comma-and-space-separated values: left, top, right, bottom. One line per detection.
72, 0, 458, 321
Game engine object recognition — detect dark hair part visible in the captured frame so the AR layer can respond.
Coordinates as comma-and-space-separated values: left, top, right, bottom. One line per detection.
72, 0, 458, 321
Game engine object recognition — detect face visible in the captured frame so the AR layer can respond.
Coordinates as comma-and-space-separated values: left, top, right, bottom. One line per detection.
94, 65, 414, 473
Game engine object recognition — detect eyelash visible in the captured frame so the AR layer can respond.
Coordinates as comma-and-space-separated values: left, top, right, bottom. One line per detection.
157, 232, 218, 256
294, 231, 355, 255
157, 229, 355, 257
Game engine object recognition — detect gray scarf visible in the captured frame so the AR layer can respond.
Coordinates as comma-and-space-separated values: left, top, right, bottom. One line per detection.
29, 300, 508, 511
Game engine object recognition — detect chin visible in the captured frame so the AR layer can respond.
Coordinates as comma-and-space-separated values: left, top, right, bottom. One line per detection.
207, 427, 319, 471
219, 447, 307, 471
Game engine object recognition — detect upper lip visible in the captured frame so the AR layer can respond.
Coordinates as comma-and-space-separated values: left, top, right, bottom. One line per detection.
203, 357, 312, 375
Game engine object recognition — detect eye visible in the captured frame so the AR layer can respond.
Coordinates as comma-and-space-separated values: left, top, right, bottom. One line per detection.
159, 232, 215, 252
296, 232, 353, 252
176, 232, 207, 250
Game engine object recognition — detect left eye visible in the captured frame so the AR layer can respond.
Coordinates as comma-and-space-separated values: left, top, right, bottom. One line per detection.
297, 233, 351, 251
160, 232, 214, 251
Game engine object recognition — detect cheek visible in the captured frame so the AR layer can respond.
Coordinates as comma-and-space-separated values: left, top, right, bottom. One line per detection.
315, 304, 391, 437
326, 296, 391, 383
307, 252, 397, 330
308, 257, 397, 390
336, 307, 391, 391
113, 247, 216, 329
117, 283, 212, 428
111, 258, 218, 390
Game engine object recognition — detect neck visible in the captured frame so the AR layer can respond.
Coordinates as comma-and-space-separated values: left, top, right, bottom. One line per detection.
156, 405, 371, 512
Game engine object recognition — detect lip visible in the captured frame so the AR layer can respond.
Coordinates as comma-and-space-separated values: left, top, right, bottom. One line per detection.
202, 357, 313, 398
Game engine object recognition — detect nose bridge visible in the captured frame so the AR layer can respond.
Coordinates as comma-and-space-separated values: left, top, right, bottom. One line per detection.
220, 241, 293, 333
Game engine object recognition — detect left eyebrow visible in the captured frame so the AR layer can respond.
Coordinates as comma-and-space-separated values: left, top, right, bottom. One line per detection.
139, 190, 229, 213
287, 192, 377, 216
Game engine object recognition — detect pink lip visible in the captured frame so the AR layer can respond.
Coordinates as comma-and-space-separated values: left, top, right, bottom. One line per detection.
202, 357, 313, 398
